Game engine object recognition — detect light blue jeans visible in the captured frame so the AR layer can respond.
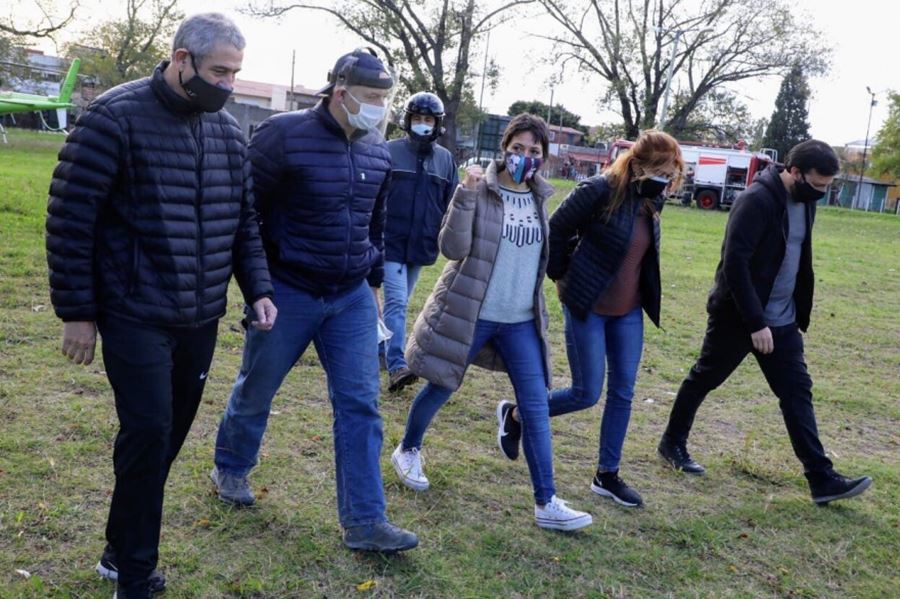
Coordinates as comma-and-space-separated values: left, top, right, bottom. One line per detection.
401, 319, 556, 505
214, 277, 386, 527
381, 261, 423, 373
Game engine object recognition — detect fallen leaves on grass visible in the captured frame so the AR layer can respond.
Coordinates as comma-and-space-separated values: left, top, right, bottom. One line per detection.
356, 579, 377, 591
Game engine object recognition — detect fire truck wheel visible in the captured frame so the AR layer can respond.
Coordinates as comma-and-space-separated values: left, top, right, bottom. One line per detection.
696, 190, 719, 210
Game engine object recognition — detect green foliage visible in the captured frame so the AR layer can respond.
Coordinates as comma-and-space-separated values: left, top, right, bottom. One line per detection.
587, 122, 628, 145
507, 99, 586, 132
64, 0, 182, 88
673, 88, 767, 146
871, 91, 900, 179
761, 64, 812, 162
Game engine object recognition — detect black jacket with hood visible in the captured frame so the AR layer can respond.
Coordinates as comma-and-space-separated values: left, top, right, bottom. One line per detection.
706, 165, 816, 332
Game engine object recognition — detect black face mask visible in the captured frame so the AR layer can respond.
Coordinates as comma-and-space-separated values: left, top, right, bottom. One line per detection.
178, 54, 232, 113
791, 175, 827, 203
632, 175, 670, 198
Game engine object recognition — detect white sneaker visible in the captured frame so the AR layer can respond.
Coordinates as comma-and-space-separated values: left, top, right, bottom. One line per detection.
534, 495, 592, 531
391, 444, 429, 491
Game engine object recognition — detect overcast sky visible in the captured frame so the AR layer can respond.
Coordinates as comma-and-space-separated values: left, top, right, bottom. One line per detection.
18, 0, 900, 146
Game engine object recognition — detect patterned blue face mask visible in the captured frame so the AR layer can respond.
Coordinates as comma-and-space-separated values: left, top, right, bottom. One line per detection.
505, 152, 543, 183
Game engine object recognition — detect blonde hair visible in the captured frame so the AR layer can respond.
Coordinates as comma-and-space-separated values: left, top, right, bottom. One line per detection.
604, 130, 684, 217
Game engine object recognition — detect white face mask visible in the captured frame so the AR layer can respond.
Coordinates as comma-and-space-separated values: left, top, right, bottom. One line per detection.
341, 89, 387, 131
411, 123, 433, 137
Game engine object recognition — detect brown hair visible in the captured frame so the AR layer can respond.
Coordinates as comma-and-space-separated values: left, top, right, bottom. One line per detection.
604, 129, 684, 217
500, 113, 550, 160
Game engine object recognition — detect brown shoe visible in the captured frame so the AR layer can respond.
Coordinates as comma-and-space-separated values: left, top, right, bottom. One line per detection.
388, 367, 418, 392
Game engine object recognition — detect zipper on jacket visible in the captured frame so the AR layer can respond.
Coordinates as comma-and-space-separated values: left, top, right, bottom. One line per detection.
344, 141, 354, 278
406, 152, 426, 260
191, 115, 205, 322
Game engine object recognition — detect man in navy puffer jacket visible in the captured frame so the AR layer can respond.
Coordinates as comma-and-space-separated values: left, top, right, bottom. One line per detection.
211, 48, 418, 553
381, 92, 458, 392
46, 14, 276, 599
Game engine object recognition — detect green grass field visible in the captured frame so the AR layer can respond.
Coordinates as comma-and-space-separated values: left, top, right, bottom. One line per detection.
1, 129, 898, 598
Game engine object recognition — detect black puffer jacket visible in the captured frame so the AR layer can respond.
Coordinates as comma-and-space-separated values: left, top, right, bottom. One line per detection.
547, 176, 663, 325
46, 62, 272, 326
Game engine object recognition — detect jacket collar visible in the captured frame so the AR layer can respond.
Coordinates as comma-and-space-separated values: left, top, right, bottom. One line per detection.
151, 61, 203, 116
485, 159, 555, 203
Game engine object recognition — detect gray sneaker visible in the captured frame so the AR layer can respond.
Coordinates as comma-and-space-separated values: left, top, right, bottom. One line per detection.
343, 521, 418, 553
210, 466, 256, 506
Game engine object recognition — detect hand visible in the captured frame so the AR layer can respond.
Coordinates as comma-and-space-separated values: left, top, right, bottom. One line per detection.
751, 327, 774, 354
463, 165, 484, 190
250, 297, 277, 331
62, 321, 97, 365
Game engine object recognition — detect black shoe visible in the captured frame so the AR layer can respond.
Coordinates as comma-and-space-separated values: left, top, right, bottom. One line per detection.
343, 521, 418, 553
114, 580, 152, 599
388, 367, 418, 392
658, 435, 706, 475
496, 400, 521, 460
97, 545, 166, 594
590, 470, 644, 507
806, 470, 873, 505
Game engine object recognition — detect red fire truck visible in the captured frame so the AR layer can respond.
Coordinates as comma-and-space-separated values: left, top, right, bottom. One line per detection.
605, 139, 779, 209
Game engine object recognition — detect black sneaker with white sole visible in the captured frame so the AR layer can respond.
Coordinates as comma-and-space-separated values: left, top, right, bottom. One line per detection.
590, 470, 644, 508
496, 400, 521, 460
97, 544, 166, 594
806, 470, 873, 505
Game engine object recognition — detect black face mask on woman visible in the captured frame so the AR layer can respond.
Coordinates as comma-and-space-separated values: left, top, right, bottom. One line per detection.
791, 175, 827, 203
178, 54, 232, 113
632, 175, 670, 199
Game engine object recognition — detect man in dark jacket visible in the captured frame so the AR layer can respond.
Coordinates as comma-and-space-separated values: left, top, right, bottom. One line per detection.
210, 49, 418, 552
658, 140, 872, 505
382, 92, 458, 392
46, 14, 276, 599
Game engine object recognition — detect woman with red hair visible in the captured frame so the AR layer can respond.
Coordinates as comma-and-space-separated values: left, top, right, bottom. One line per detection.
498, 130, 684, 508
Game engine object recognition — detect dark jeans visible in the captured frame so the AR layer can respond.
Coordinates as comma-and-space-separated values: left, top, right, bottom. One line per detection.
664, 316, 833, 473
98, 316, 218, 587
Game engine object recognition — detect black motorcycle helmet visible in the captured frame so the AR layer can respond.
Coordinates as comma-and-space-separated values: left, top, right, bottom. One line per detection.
403, 92, 445, 143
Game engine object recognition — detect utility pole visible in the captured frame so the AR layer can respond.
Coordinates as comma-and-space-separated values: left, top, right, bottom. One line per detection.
289, 49, 296, 112
657, 27, 711, 130
857, 86, 877, 210
473, 28, 491, 161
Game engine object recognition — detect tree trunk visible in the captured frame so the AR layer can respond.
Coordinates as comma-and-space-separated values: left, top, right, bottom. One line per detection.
439, 101, 458, 156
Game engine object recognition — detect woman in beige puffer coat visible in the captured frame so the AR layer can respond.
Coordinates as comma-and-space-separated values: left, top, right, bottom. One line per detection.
390, 114, 593, 531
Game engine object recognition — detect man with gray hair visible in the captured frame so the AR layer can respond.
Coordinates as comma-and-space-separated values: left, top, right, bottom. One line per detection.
46, 12, 275, 599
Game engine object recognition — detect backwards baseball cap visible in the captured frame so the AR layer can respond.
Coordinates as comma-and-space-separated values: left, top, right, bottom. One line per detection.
317, 47, 394, 96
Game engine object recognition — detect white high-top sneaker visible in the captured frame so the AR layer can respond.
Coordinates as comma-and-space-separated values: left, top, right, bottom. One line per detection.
391, 444, 429, 491
534, 495, 593, 531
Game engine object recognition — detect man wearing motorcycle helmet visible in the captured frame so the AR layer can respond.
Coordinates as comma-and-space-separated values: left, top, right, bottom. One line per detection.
381, 92, 458, 392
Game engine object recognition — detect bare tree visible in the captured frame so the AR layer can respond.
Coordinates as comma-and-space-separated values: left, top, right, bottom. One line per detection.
66, 0, 182, 87
1, 0, 77, 39
245, 0, 529, 154
536, 0, 829, 139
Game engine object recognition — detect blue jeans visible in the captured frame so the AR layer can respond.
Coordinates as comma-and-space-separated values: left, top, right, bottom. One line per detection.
214, 277, 385, 527
381, 261, 422, 372
401, 319, 555, 504
549, 306, 644, 472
